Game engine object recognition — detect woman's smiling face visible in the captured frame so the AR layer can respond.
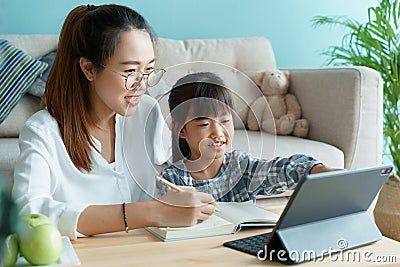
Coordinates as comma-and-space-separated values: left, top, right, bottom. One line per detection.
91, 29, 155, 117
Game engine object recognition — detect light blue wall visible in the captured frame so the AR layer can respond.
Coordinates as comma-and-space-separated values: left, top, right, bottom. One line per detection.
0, 0, 378, 68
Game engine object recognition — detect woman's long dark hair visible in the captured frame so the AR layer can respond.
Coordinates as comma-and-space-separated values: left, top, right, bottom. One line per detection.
168, 72, 234, 162
43, 4, 156, 172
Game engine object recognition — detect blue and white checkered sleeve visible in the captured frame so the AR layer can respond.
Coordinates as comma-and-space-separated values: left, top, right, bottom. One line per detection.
244, 153, 322, 196
155, 167, 180, 198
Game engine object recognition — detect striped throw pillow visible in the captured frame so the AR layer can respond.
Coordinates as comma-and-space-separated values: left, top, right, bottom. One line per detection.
0, 39, 48, 124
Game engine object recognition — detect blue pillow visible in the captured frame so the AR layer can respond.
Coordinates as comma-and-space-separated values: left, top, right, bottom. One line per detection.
0, 39, 48, 124
27, 51, 56, 97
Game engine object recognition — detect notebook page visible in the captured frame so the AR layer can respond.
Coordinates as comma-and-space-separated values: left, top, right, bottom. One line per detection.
216, 201, 280, 226
159, 214, 232, 231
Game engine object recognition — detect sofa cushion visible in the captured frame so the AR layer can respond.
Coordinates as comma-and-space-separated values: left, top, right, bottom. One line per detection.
0, 138, 19, 174
0, 39, 48, 124
28, 51, 56, 97
0, 34, 59, 58
0, 95, 41, 137
232, 130, 344, 168
156, 37, 277, 72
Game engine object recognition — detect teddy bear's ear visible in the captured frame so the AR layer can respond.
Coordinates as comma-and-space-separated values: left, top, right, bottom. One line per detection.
254, 72, 264, 86
283, 70, 290, 80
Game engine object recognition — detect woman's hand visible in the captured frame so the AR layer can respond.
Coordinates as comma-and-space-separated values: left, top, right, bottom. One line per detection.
153, 189, 217, 227
310, 164, 343, 174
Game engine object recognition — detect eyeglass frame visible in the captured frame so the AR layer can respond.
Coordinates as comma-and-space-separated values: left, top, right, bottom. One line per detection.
100, 65, 166, 91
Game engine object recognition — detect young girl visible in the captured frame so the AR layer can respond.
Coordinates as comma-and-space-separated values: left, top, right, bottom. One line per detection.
156, 72, 339, 202
12, 5, 216, 240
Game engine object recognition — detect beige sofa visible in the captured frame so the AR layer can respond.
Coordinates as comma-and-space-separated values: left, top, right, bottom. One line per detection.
0, 35, 383, 186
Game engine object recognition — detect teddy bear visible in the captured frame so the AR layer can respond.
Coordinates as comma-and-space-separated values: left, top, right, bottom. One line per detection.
246, 69, 309, 138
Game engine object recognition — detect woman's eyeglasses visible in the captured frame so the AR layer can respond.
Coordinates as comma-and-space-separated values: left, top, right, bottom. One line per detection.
102, 66, 165, 91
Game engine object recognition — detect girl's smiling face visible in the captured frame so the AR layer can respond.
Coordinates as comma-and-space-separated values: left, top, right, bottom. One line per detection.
179, 113, 234, 161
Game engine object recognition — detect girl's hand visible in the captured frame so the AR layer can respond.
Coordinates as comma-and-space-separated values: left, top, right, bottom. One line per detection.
154, 190, 217, 227
310, 164, 343, 174
177, 186, 196, 192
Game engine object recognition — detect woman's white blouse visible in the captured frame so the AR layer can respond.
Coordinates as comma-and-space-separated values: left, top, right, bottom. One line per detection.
12, 95, 170, 240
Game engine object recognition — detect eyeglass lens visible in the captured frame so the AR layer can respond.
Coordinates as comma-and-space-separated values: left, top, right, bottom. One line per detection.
126, 70, 164, 90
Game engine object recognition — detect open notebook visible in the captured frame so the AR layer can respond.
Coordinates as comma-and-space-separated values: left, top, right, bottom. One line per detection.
146, 201, 279, 241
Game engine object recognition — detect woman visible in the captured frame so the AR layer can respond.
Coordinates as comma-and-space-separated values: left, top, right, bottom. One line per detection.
12, 4, 216, 240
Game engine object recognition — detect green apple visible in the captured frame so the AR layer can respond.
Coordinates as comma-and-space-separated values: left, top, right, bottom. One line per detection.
19, 213, 51, 228
17, 214, 62, 266
3, 233, 18, 267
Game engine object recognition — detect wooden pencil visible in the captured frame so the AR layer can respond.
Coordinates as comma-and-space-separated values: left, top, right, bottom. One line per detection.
155, 175, 184, 192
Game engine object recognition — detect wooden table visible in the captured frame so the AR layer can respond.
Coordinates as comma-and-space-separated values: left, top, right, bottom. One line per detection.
72, 206, 400, 267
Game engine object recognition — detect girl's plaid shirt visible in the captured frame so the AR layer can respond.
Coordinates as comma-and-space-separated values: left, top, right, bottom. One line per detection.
156, 150, 321, 202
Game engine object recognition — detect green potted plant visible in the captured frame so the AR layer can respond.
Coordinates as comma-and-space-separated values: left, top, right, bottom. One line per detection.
312, 0, 400, 241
